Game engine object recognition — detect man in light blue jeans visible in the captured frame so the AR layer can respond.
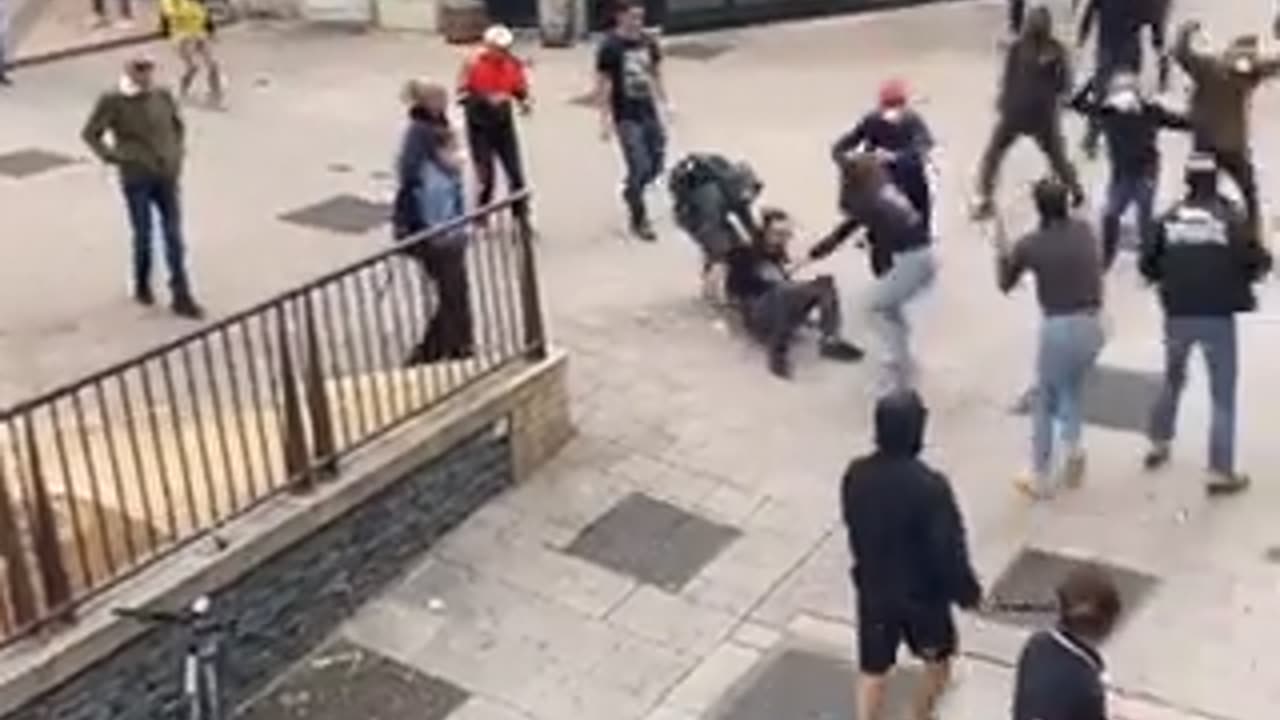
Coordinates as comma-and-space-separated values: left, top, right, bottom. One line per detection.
996, 178, 1106, 498
869, 246, 936, 393
1139, 154, 1271, 495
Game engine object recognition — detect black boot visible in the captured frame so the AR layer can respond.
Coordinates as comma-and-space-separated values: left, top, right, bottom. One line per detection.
171, 292, 206, 320
768, 348, 793, 380
134, 284, 155, 306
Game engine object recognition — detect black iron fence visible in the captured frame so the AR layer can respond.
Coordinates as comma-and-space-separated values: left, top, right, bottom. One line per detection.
0, 194, 544, 645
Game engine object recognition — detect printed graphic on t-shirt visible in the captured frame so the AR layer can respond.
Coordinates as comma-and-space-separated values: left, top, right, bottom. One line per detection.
620, 45, 655, 101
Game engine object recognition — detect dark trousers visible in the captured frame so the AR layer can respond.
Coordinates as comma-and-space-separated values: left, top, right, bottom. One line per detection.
122, 173, 190, 296
746, 276, 841, 356
1008, 0, 1024, 34
888, 159, 932, 237
1195, 134, 1259, 236
616, 114, 667, 224
408, 244, 475, 364
1101, 171, 1156, 269
977, 116, 1082, 201
466, 111, 529, 222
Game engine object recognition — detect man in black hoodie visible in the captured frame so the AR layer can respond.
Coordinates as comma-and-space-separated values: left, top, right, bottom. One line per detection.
1140, 154, 1271, 495
842, 391, 982, 720
1012, 566, 1120, 720
975, 5, 1083, 219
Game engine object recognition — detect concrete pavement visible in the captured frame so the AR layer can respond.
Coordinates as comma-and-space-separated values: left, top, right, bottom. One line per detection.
3, 0, 1280, 717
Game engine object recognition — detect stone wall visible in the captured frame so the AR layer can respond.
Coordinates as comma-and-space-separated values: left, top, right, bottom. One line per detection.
0, 352, 573, 720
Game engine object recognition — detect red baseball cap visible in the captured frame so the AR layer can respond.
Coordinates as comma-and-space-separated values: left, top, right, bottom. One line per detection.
878, 79, 908, 108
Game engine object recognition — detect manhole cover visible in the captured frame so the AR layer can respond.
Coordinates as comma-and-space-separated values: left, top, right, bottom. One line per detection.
982, 547, 1158, 638
279, 194, 390, 235
0, 148, 78, 179
1014, 365, 1162, 434
238, 640, 469, 720
714, 647, 920, 719
564, 491, 741, 592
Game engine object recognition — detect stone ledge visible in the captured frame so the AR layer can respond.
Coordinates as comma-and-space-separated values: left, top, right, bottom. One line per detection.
0, 349, 571, 718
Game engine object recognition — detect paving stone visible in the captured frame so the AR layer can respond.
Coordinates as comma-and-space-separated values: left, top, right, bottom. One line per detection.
238, 640, 470, 720
565, 491, 742, 592
1014, 365, 1164, 434
981, 547, 1159, 636
712, 646, 921, 720
0, 148, 77, 179
278, 193, 391, 235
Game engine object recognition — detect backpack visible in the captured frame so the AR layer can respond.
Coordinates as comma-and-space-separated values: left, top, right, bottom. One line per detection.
668, 153, 761, 233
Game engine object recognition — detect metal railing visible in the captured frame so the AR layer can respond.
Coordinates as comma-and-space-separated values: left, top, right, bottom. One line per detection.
0, 194, 544, 645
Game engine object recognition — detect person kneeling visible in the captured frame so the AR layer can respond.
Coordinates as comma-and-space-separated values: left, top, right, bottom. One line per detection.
725, 208, 864, 378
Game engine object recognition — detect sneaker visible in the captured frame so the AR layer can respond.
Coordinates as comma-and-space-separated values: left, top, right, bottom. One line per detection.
134, 286, 155, 306
1206, 471, 1250, 497
819, 338, 864, 362
1063, 452, 1087, 489
171, 295, 206, 320
631, 219, 657, 242
1012, 473, 1054, 501
1142, 442, 1171, 471
768, 351, 792, 380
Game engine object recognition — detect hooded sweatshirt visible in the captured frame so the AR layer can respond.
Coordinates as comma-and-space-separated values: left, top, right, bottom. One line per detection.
840, 392, 982, 612
1175, 24, 1280, 151
999, 12, 1072, 127
1013, 628, 1108, 720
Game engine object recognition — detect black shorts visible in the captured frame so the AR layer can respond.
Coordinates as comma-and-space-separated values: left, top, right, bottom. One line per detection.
857, 603, 957, 675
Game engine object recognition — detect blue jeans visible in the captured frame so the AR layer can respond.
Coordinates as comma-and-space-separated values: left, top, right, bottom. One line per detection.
1149, 316, 1237, 474
868, 246, 936, 393
1101, 172, 1155, 269
1032, 312, 1105, 480
616, 114, 666, 223
122, 174, 190, 295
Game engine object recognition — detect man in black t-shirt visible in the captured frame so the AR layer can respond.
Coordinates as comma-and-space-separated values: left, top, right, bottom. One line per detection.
595, 0, 669, 241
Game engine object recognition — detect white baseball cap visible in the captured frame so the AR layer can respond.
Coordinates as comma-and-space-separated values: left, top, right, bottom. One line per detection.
483, 24, 514, 49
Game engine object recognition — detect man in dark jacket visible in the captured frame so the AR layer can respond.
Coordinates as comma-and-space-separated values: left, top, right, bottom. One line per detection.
670, 153, 762, 303
1068, 71, 1191, 268
725, 208, 862, 378
975, 5, 1083, 219
1140, 154, 1272, 495
82, 55, 203, 319
831, 79, 934, 237
1012, 566, 1120, 720
1174, 21, 1280, 237
842, 390, 982, 720
812, 154, 936, 393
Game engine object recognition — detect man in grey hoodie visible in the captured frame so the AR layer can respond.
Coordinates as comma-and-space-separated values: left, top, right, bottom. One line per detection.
83, 56, 204, 319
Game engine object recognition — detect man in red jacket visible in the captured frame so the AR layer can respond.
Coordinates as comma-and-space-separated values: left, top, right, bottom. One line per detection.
458, 24, 533, 235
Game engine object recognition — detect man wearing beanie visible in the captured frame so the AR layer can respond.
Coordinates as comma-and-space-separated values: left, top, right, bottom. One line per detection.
1140, 153, 1272, 495
841, 390, 982, 720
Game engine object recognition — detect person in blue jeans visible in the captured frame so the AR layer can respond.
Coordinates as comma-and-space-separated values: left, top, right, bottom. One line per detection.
1067, 71, 1191, 268
595, 0, 669, 241
995, 178, 1105, 499
1139, 154, 1272, 495
83, 56, 203, 319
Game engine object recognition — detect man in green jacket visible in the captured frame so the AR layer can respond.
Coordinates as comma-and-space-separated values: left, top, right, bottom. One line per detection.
82, 55, 204, 319
1174, 20, 1280, 240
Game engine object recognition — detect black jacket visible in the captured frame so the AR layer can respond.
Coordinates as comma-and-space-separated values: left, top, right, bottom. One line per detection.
840, 394, 982, 612
1013, 629, 1108, 720
1140, 196, 1272, 316
999, 35, 1072, 126
1067, 92, 1190, 177
725, 243, 789, 302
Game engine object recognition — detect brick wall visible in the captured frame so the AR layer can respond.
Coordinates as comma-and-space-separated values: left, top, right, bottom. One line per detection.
1, 427, 512, 720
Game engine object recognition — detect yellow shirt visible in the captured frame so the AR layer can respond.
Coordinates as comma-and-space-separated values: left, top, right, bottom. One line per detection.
161, 0, 209, 39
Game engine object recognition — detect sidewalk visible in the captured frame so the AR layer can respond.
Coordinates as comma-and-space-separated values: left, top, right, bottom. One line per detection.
3, 0, 1279, 717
